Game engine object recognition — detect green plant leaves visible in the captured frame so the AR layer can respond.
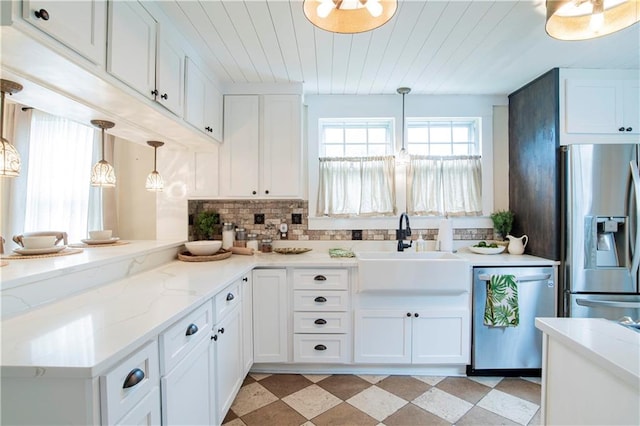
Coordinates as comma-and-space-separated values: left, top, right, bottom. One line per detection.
484, 274, 519, 327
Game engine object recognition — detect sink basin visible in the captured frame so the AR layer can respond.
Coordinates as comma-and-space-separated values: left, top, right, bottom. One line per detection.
355, 251, 470, 293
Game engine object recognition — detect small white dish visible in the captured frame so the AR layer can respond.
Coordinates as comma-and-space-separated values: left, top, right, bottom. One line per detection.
185, 240, 222, 256
21, 236, 58, 250
469, 245, 506, 255
89, 230, 112, 240
14, 246, 67, 255
81, 237, 120, 245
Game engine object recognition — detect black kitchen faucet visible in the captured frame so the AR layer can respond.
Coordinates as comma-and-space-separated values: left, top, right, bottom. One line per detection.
396, 212, 412, 252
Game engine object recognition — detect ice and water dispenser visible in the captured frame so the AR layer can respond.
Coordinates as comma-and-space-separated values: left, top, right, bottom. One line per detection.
585, 216, 627, 268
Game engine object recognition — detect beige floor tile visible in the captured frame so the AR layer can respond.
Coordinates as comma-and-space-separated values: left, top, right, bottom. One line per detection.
436, 377, 492, 404
412, 387, 474, 423
283, 384, 342, 420
312, 402, 378, 426
224, 418, 248, 426
456, 405, 520, 425
259, 374, 314, 398
346, 385, 407, 421
376, 375, 431, 401
230, 382, 279, 417
383, 403, 451, 426
241, 400, 307, 426
356, 374, 389, 384
522, 376, 542, 385
316, 374, 372, 400
249, 373, 272, 381
301, 422, 316, 426
477, 389, 539, 425
412, 375, 445, 386
241, 375, 256, 387
467, 376, 503, 388
303, 374, 331, 383
495, 378, 542, 405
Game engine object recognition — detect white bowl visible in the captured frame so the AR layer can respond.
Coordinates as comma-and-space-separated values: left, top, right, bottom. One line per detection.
89, 230, 112, 240
185, 240, 222, 256
22, 236, 58, 249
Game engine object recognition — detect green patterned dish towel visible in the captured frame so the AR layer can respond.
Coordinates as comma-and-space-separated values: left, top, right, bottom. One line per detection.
484, 274, 519, 327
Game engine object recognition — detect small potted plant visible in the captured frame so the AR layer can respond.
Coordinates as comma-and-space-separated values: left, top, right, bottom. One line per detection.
490, 210, 514, 241
194, 211, 220, 240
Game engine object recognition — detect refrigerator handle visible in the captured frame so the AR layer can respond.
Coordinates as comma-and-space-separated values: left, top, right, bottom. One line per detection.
576, 298, 640, 309
630, 161, 640, 288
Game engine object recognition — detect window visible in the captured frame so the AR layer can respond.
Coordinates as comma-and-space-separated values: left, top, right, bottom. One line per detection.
317, 119, 396, 217
407, 119, 479, 156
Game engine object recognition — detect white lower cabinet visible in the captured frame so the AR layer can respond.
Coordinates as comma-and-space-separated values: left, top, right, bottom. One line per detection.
116, 386, 161, 426
241, 274, 254, 375
252, 269, 289, 363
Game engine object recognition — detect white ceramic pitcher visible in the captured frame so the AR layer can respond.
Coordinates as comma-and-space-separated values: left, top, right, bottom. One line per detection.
506, 234, 528, 255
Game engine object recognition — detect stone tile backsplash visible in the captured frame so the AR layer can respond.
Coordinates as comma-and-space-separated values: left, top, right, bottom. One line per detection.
188, 199, 493, 242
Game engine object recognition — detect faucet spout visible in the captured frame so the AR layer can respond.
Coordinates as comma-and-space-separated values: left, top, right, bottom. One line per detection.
396, 212, 412, 251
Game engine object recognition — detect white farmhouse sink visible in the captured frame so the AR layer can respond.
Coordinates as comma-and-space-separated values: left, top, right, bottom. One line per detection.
355, 251, 470, 293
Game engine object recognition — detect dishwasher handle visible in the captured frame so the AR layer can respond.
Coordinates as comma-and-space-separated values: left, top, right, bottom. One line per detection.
477, 273, 552, 282
576, 298, 640, 309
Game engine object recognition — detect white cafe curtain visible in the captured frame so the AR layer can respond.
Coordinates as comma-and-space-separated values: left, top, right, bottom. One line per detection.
317, 156, 396, 217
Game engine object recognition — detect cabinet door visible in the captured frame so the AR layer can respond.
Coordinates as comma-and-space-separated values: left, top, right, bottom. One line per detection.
22, 0, 106, 64
412, 309, 470, 364
241, 275, 254, 375
565, 79, 623, 134
184, 58, 221, 140
108, 1, 156, 100
156, 25, 184, 116
252, 269, 289, 363
220, 95, 260, 197
261, 95, 302, 197
161, 337, 214, 426
115, 386, 161, 426
213, 305, 243, 424
622, 80, 640, 134
206, 82, 223, 141
354, 310, 411, 364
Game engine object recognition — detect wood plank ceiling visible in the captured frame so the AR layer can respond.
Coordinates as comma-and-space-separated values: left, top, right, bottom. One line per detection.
156, 0, 640, 95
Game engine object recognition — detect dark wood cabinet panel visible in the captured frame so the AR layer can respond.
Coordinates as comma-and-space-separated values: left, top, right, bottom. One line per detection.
508, 68, 561, 260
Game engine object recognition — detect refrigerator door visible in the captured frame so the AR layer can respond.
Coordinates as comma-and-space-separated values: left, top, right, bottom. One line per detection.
565, 144, 639, 294
570, 293, 640, 320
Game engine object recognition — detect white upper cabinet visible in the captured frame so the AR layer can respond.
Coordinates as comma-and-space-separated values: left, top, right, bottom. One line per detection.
184, 58, 223, 141
220, 94, 302, 198
21, 0, 107, 65
108, 1, 184, 117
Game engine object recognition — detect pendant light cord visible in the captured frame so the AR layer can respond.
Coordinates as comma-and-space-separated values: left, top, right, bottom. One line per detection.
401, 91, 405, 152
153, 146, 158, 172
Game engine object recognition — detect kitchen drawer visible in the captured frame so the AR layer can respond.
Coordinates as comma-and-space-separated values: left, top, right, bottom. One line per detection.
293, 290, 348, 311
159, 301, 213, 375
115, 386, 161, 426
100, 340, 160, 425
293, 334, 349, 363
294, 311, 349, 334
215, 279, 241, 322
293, 269, 348, 290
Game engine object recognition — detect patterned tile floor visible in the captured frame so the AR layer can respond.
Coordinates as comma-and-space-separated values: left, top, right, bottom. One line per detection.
222, 373, 542, 426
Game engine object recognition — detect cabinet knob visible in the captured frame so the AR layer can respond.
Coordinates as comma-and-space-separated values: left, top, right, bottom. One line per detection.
211, 334, 218, 341
242, 277, 248, 282
34, 9, 50, 20
314, 296, 327, 303
626, 127, 633, 132
122, 368, 145, 389
314, 344, 327, 351
218, 327, 225, 334
151, 89, 159, 96
313, 275, 327, 281
619, 127, 626, 132
314, 318, 327, 325
252, 191, 257, 195
265, 190, 270, 195
205, 126, 213, 132
226, 292, 235, 301
185, 323, 199, 336
414, 313, 419, 317
406, 312, 411, 317
161, 93, 168, 100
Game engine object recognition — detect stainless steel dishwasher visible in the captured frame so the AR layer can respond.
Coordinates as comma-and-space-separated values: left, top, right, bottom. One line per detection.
467, 266, 556, 376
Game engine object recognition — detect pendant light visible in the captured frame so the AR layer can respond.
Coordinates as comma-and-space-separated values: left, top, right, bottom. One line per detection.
145, 141, 164, 192
545, 0, 640, 40
303, 0, 397, 34
396, 87, 411, 165
90, 120, 116, 187
0, 79, 23, 178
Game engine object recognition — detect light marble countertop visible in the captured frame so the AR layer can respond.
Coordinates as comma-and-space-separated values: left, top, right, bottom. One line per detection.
1, 241, 556, 378
535, 317, 640, 388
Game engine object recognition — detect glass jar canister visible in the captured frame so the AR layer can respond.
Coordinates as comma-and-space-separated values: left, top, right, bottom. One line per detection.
222, 223, 235, 249
260, 238, 273, 253
234, 227, 247, 247
246, 233, 259, 251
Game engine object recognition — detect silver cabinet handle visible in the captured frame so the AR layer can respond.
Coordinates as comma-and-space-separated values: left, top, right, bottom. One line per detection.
478, 274, 551, 282
576, 299, 640, 309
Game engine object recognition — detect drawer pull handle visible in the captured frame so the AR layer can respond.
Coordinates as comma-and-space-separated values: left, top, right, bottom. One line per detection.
122, 368, 145, 389
313, 275, 327, 281
314, 296, 327, 303
185, 323, 199, 336
34, 9, 50, 20
314, 344, 327, 351
218, 327, 225, 334
226, 293, 235, 301
314, 318, 327, 325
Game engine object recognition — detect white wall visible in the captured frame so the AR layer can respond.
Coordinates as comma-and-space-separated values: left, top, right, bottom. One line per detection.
492, 105, 510, 211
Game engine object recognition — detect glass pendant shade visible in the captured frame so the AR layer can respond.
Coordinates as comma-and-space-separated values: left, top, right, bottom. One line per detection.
545, 0, 640, 40
145, 140, 164, 192
0, 80, 23, 178
396, 87, 411, 165
303, 0, 397, 33
90, 119, 116, 187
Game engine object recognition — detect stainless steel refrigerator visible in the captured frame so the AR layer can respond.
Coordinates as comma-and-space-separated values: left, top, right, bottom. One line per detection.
562, 143, 640, 319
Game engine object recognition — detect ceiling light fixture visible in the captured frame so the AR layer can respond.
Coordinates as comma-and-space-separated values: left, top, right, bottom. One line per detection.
90, 120, 116, 188
303, 0, 398, 34
145, 141, 164, 192
397, 87, 411, 165
545, 0, 640, 40
0, 79, 23, 178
